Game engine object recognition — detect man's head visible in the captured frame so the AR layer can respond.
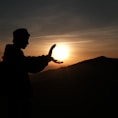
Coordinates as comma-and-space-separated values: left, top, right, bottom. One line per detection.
13, 28, 30, 49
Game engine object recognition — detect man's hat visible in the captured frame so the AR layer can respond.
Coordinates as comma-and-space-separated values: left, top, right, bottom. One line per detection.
13, 28, 30, 37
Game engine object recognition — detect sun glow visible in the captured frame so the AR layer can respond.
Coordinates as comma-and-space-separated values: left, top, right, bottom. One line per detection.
52, 44, 69, 61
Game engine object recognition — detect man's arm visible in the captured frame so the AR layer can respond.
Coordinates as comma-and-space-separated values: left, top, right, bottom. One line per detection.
26, 44, 63, 73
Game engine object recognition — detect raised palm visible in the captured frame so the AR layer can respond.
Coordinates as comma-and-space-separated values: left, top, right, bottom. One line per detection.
48, 44, 63, 64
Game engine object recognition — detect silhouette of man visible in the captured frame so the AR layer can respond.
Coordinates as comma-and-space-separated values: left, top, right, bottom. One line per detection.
2, 28, 62, 118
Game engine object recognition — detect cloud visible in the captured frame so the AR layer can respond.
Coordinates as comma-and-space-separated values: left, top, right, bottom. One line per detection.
0, 0, 118, 42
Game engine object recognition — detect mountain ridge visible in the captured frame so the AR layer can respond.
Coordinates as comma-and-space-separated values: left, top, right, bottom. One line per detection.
31, 55, 118, 116
30, 55, 118, 81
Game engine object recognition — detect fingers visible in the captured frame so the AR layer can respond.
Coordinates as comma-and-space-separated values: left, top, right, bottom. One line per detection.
47, 44, 63, 64
48, 44, 56, 57
46, 55, 63, 64
51, 57, 63, 64
53, 60, 63, 64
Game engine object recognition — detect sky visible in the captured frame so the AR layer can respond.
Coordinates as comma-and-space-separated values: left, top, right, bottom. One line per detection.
0, 0, 118, 70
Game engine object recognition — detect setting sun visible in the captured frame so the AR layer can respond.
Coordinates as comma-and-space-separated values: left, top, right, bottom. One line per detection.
52, 44, 69, 61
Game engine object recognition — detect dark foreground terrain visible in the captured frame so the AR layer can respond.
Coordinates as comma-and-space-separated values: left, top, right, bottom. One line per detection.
30, 56, 118, 117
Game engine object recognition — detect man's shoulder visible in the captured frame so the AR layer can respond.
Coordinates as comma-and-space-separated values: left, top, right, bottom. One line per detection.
5, 44, 13, 49
4, 44, 16, 53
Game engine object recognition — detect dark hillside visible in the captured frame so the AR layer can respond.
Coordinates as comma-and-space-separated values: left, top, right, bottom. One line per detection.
30, 56, 118, 117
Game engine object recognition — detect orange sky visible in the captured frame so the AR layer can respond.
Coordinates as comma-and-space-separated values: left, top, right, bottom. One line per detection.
1, 27, 118, 71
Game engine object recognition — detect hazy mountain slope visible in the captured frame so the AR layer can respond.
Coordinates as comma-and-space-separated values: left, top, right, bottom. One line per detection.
30, 56, 118, 117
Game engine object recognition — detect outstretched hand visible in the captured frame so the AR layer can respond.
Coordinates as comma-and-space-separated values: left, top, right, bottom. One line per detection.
47, 44, 63, 64
48, 44, 56, 57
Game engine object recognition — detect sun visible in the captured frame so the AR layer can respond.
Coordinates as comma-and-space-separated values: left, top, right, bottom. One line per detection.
52, 44, 69, 61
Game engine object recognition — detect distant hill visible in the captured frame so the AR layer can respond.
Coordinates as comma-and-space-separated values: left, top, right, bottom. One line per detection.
30, 56, 118, 117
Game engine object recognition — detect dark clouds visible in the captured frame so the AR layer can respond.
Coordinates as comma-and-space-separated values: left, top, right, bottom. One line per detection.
0, 0, 118, 38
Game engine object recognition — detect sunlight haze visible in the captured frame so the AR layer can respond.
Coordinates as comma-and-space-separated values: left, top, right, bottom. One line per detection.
52, 43, 69, 61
